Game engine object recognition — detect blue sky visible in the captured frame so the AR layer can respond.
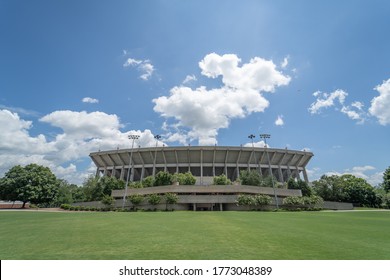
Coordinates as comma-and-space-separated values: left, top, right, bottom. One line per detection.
1, 0, 389, 185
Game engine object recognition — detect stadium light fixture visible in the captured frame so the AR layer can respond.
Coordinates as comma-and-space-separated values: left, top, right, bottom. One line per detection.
122, 134, 140, 209
260, 133, 279, 210
248, 134, 256, 148
153, 135, 161, 176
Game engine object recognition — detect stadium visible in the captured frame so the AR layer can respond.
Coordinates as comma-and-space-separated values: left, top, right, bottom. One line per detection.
89, 146, 314, 210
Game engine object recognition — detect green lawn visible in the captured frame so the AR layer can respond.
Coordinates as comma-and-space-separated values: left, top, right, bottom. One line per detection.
0, 210, 389, 260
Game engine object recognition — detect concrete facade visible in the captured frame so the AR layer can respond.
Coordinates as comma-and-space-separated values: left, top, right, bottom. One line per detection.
90, 146, 313, 184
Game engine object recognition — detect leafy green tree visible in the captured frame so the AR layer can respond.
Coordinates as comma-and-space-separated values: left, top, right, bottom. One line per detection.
236, 194, 255, 207
154, 171, 173, 186
53, 179, 77, 205
173, 172, 196, 185
213, 174, 232, 185
101, 195, 115, 210
312, 174, 380, 207
128, 181, 143, 188
82, 176, 100, 201
142, 176, 155, 187
382, 167, 390, 193
254, 194, 272, 207
99, 176, 125, 196
312, 175, 347, 202
164, 193, 178, 210
128, 194, 144, 210
147, 193, 161, 209
287, 178, 313, 196
239, 170, 262, 186
0, 164, 59, 208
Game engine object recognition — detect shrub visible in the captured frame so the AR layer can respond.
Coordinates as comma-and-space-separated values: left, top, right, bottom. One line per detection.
128, 194, 144, 210
148, 193, 161, 206
173, 172, 196, 185
236, 194, 255, 207
254, 194, 272, 206
240, 170, 262, 186
142, 176, 155, 187
164, 193, 178, 210
213, 174, 232, 185
129, 181, 144, 188
60, 204, 71, 210
154, 171, 173, 186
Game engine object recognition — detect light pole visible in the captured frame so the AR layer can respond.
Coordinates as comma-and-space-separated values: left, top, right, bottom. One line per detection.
122, 134, 140, 209
260, 133, 279, 210
248, 134, 255, 148
153, 135, 161, 176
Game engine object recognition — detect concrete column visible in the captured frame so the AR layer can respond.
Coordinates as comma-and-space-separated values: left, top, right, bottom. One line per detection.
95, 168, 100, 178
295, 167, 301, 180
303, 168, 309, 183
278, 166, 284, 183
119, 167, 125, 180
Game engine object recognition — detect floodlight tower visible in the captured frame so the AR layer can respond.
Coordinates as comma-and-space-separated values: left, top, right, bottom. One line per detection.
153, 135, 161, 176
248, 134, 256, 148
260, 133, 279, 210
122, 134, 140, 209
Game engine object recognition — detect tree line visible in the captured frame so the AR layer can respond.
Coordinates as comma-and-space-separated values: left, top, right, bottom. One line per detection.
1, 163, 390, 208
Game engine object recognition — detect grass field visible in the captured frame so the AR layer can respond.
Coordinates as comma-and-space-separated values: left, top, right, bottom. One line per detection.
0, 210, 389, 260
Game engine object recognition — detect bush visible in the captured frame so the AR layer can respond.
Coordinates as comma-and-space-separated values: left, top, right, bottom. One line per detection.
142, 176, 155, 187
173, 172, 196, 185
239, 170, 262, 186
236, 194, 255, 207
254, 194, 272, 206
129, 181, 143, 188
60, 204, 71, 210
213, 174, 232, 185
128, 194, 144, 210
148, 193, 161, 206
283, 195, 323, 210
154, 171, 173, 186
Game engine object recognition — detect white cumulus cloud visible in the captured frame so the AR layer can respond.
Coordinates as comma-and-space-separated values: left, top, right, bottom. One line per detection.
82, 97, 99, 104
0, 109, 164, 184
153, 53, 291, 145
369, 78, 390, 125
275, 115, 284, 126
309, 89, 367, 123
308, 89, 348, 114
182, 74, 197, 84
123, 57, 155, 80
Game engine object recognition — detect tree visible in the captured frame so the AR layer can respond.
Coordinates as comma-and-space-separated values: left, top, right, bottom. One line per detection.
99, 176, 125, 196
147, 193, 161, 210
382, 167, 390, 193
239, 170, 262, 186
154, 171, 173, 186
312, 174, 380, 207
101, 195, 115, 210
173, 172, 196, 185
53, 179, 80, 206
0, 164, 59, 208
312, 175, 346, 202
236, 194, 255, 209
287, 178, 313, 197
254, 194, 272, 207
128, 194, 144, 210
82, 176, 101, 201
164, 193, 178, 210
213, 174, 232, 185
142, 176, 155, 187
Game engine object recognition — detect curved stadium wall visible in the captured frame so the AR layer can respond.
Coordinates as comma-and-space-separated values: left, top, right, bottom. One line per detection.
90, 146, 313, 184
89, 146, 313, 211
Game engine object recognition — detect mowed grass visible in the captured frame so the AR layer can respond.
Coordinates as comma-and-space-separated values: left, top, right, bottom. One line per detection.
0, 210, 389, 260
